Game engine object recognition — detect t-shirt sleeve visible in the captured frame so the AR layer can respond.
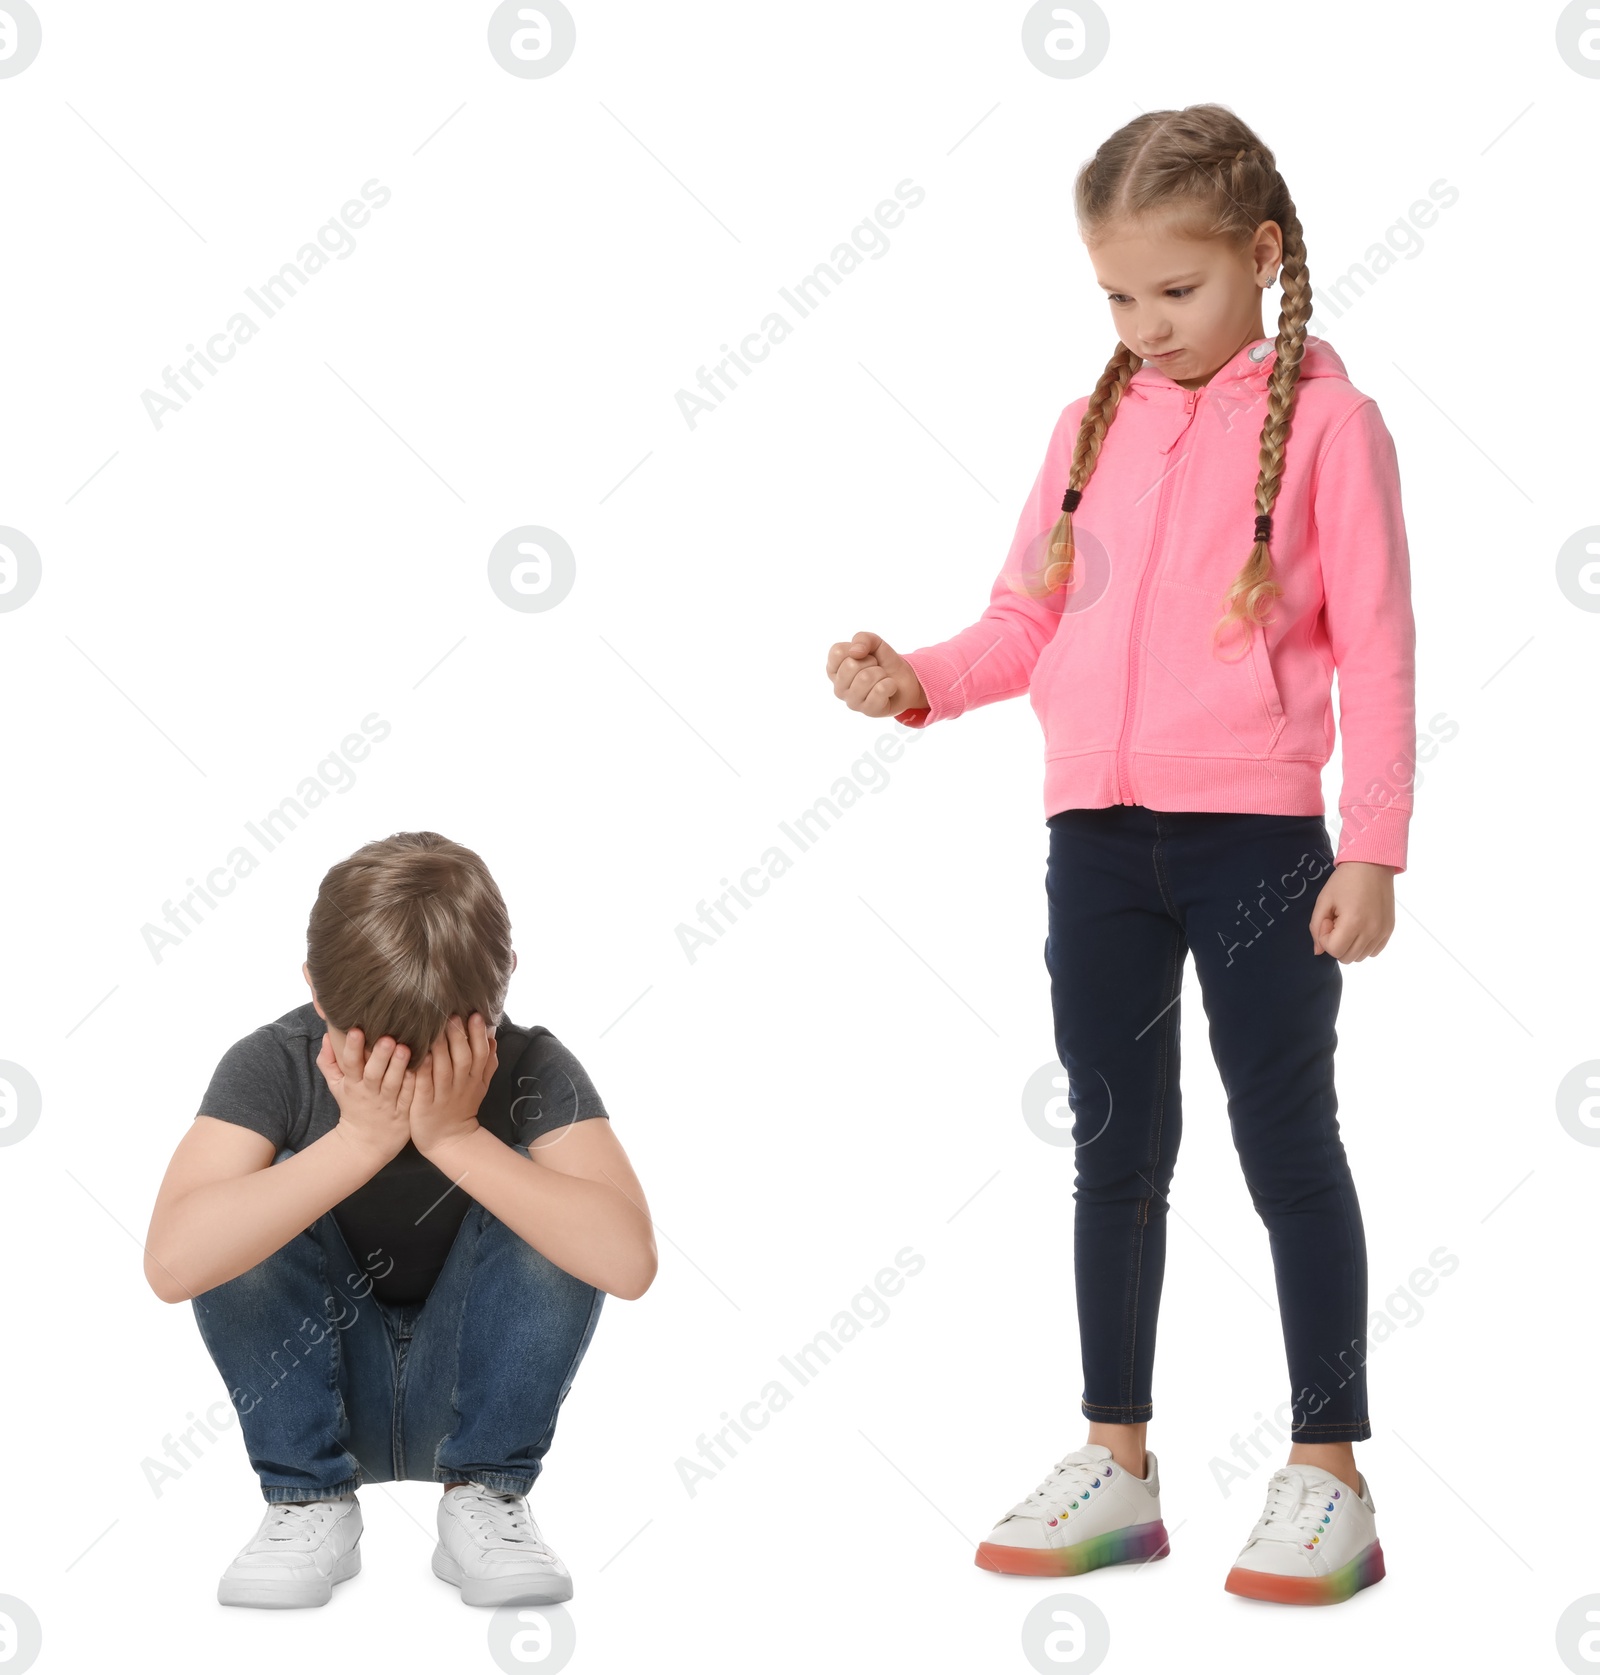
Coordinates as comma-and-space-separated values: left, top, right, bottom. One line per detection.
507, 1030, 611, 1144
198, 1028, 301, 1150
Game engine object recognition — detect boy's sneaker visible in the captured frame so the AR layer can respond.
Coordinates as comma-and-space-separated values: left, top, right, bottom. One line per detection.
433, 1482, 572, 1607
975, 1443, 1170, 1576
1224, 1465, 1385, 1604
217, 1495, 362, 1608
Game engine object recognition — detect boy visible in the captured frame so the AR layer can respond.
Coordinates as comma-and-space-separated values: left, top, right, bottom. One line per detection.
143, 831, 656, 1609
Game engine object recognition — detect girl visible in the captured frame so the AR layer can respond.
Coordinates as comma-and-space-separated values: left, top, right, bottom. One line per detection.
826, 104, 1413, 1607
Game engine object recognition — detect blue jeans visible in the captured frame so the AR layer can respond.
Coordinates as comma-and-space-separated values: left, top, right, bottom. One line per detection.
1045, 806, 1370, 1443
191, 1147, 606, 1502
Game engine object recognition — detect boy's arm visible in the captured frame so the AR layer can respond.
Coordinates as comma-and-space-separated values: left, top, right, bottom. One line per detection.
143, 1117, 392, 1303
419, 1119, 657, 1300
407, 1014, 656, 1300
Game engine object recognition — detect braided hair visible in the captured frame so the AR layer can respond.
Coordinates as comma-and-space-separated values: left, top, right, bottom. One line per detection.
1024, 106, 1313, 654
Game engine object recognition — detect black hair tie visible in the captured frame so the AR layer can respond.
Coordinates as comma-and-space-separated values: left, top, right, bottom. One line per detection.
1254, 514, 1272, 542
1061, 487, 1082, 514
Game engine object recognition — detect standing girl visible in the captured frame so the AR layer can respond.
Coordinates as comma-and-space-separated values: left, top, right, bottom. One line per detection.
826, 104, 1414, 1606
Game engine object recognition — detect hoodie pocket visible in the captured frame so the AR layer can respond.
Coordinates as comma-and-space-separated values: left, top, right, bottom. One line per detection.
1138, 584, 1288, 759
1248, 625, 1286, 739
1030, 607, 1125, 753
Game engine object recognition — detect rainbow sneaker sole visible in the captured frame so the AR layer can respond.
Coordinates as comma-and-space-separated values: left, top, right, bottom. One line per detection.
1224, 1538, 1385, 1605
975, 1518, 1170, 1577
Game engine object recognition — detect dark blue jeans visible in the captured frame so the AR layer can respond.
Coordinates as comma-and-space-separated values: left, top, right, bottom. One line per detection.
191, 1147, 606, 1502
1045, 806, 1370, 1443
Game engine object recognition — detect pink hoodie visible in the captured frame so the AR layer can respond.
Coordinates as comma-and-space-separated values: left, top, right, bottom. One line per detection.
896, 335, 1417, 871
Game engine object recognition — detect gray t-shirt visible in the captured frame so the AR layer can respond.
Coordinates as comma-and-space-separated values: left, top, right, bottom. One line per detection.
198, 1002, 609, 1304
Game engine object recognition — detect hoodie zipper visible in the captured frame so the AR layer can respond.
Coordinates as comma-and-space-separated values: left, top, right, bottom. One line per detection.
1115, 385, 1200, 805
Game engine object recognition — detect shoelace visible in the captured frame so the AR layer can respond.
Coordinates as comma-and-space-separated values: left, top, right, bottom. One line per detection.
1001, 1453, 1114, 1523
450, 1485, 552, 1553
1246, 1468, 1343, 1547
253, 1500, 339, 1549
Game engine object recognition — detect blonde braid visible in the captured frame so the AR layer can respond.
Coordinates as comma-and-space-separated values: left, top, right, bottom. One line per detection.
1214, 188, 1313, 653
1012, 343, 1141, 599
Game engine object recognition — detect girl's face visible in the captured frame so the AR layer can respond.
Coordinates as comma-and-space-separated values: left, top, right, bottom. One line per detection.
1086, 218, 1283, 390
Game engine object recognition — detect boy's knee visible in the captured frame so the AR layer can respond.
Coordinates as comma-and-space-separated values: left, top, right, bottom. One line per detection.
198, 1222, 323, 1304
478, 1211, 601, 1304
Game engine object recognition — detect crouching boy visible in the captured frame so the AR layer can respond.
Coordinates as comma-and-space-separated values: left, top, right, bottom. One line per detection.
143, 831, 656, 1609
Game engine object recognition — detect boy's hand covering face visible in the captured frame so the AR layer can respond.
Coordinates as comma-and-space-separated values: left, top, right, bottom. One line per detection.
317, 1026, 416, 1166
407, 1012, 499, 1160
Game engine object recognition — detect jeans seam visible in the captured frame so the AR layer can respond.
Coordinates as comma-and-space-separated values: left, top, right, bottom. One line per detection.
263, 1479, 359, 1505
1120, 1198, 1145, 1412
390, 1316, 411, 1482
1310, 962, 1365, 1438
1291, 1419, 1372, 1442
1116, 864, 1185, 1421
1119, 822, 1163, 1414
313, 1220, 366, 1489
1334, 1023, 1367, 1435
1133, 925, 1184, 1416
316, 1224, 346, 1427
523, 1281, 605, 1470
431, 1208, 484, 1483
1151, 819, 1182, 925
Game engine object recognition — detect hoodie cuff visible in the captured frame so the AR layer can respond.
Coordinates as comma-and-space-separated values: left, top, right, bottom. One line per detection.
897, 645, 970, 726
1334, 804, 1410, 873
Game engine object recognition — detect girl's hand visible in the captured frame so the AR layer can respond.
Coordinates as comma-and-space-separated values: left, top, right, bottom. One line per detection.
408, 1013, 499, 1163
1310, 863, 1396, 961
317, 1028, 416, 1170
826, 631, 928, 717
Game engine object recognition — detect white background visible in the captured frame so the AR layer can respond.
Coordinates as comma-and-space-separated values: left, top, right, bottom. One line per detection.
1, 2, 1595, 1672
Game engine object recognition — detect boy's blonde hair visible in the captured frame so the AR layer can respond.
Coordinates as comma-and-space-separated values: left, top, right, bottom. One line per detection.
1023, 102, 1311, 651
305, 831, 513, 1061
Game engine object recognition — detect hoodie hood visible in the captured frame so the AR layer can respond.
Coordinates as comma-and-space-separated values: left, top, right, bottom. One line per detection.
1127, 334, 1348, 403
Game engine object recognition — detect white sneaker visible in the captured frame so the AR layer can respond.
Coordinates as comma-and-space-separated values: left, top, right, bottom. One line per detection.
217, 1496, 362, 1608
433, 1482, 573, 1607
1224, 1465, 1385, 1604
975, 1443, 1170, 1576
